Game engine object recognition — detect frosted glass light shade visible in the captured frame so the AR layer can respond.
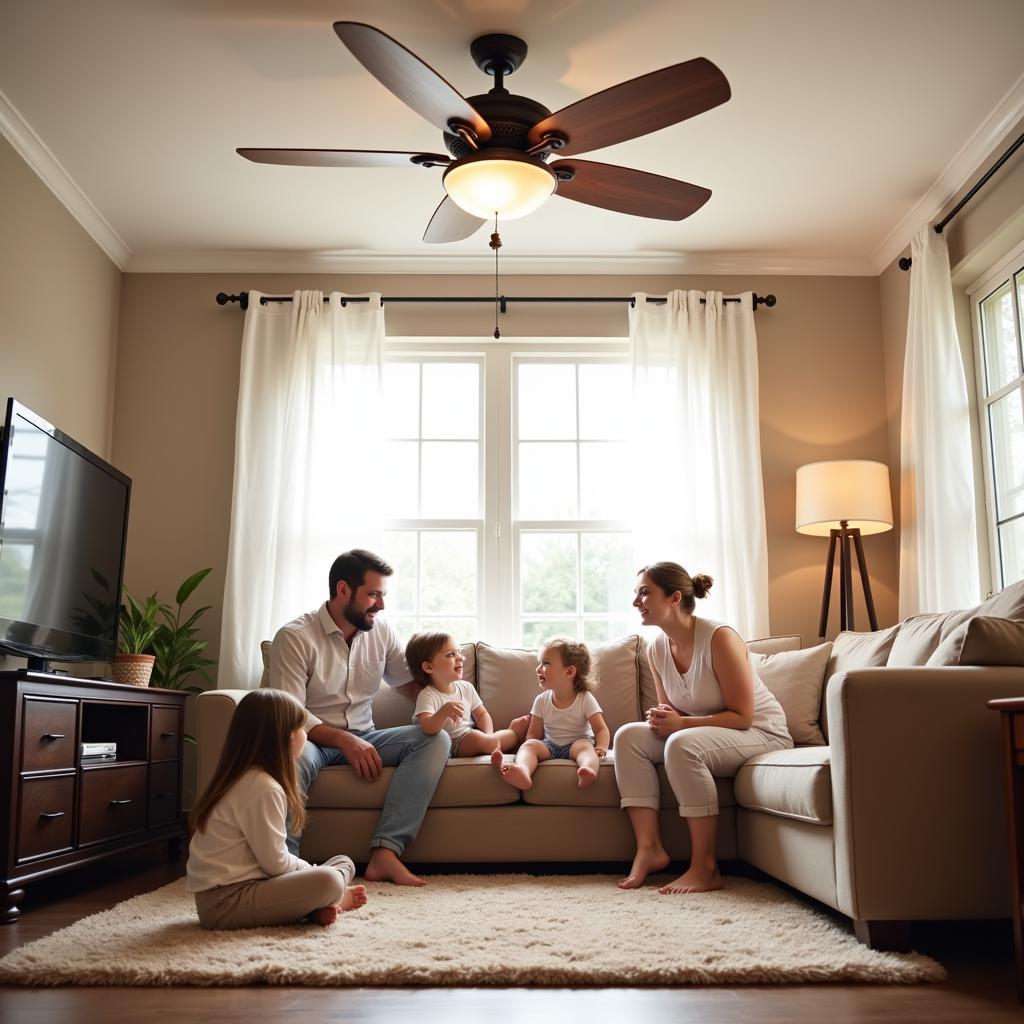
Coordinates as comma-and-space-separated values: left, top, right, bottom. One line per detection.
795, 460, 893, 537
443, 157, 556, 220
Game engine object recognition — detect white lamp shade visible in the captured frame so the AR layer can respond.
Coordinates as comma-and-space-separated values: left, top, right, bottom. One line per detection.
443, 157, 556, 220
795, 460, 893, 537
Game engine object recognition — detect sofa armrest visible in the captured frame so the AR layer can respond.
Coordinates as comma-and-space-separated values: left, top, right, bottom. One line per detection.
828, 665, 1024, 922
196, 689, 249, 797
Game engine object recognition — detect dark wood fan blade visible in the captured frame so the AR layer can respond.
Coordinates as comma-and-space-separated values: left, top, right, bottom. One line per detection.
334, 22, 491, 141
237, 148, 450, 168
550, 159, 711, 220
423, 196, 486, 243
528, 58, 729, 157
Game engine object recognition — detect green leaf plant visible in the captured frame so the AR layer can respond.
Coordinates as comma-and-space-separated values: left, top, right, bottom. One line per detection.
118, 591, 162, 654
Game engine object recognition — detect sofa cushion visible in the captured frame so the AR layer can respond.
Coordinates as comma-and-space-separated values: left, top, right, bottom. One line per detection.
926, 616, 1024, 667
821, 623, 900, 740
749, 642, 831, 746
476, 636, 642, 740
734, 746, 833, 825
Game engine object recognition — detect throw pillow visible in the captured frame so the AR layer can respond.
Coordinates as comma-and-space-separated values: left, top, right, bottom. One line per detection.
926, 616, 1024, 667
747, 635, 803, 656
749, 642, 832, 746
821, 623, 900, 740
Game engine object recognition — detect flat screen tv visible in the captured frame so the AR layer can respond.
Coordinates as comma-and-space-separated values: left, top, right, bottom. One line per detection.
0, 398, 131, 672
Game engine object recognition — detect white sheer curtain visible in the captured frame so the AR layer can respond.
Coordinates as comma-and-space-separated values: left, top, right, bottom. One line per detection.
629, 290, 769, 639
218, 290, 385, 689
899, 226, 980, 615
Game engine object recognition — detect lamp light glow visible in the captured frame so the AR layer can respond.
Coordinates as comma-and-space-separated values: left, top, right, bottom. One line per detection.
443, 154, 556, 220
795, 460, 893, 537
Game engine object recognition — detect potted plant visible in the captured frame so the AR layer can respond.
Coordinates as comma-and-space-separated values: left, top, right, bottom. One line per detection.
151, 567, 216, 695
112, 591, 161, 686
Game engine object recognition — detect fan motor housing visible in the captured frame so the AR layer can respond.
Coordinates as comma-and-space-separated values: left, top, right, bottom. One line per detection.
444, 92, 552, 159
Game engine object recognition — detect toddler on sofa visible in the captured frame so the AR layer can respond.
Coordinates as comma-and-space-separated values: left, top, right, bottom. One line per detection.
407, 631, 529, 757
493, 638, 611, 790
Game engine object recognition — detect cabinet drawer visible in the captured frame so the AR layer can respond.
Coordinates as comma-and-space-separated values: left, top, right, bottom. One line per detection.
150, 706, 182, 762
22, 698, 77, 771
79, 765, 147, 846
18, 774, 75, 861
148, 761, 180, 829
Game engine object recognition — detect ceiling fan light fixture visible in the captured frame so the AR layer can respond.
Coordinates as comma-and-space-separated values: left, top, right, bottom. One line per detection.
442, 152, 556, 220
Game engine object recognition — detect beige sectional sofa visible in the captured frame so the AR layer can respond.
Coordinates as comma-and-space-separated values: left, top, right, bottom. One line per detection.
197, 583, 1024, 949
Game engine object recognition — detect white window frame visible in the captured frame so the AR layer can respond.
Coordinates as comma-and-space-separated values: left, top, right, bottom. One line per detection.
383, 337, 628, 645
967, 237, 1024, 590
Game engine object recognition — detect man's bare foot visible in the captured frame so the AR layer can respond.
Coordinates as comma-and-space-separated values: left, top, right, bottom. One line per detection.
309, 904, 338, 926
340, 884, 368, 911
499, 762, 533, 790
577, 765, 597, 788
490, 749, 505, 771
364, 847, 426, 887
658, 865, 722, 895
508, 715, 530, 744
617, 846, 671, 889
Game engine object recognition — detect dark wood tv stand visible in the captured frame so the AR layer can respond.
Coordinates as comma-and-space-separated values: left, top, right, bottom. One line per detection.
0, 669, 187, 922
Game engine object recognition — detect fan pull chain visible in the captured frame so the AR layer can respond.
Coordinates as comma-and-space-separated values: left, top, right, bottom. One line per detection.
490, 213, 502, 340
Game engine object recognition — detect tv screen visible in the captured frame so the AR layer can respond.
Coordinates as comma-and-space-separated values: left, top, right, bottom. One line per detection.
0, 398, 131, 669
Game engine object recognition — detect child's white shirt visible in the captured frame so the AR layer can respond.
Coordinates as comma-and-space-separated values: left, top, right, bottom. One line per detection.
530, 689, 602, 747
186, 767, 311, 892
413, 679, 483, 741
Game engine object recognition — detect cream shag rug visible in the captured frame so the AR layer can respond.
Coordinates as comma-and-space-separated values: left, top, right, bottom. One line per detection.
0, 874, 944, 986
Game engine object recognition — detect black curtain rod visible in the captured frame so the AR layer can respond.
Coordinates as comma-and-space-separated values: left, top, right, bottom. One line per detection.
899, 128, 1024, 271
215, 291, 777, 313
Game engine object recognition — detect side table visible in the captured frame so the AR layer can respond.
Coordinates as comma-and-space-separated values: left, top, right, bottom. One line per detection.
989, 696, 1024, 1002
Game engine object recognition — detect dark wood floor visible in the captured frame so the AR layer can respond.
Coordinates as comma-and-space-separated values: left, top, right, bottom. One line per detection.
0, 847, 1019, 1023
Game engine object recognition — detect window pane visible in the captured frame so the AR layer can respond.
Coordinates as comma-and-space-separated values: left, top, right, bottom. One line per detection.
381, 442, 419, 518
381, 530, 417, 613
521, 532, 577, 614
422, 363, 479, 439
518, 364, 576, 439
998, 518, 1024, 588
578, 364, 630, 440
387, 616, 416, 647
581, 533, 635, 614
579, 442, 631, 519
518, 443, 578, 519
980, 281, 1021, 395
522, 619, 578, 649
420, 531, 477, 615
583, 618, 634, 643
989, 388, 1024, 520
420, 441, 479, 518
420, 617, 478, 644
383, 363, 420, 438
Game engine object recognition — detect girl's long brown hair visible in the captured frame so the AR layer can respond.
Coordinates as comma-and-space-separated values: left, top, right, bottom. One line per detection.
191, 688, 307, 836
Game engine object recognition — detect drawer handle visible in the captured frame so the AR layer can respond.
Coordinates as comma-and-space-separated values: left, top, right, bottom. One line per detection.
160, 732, 176, 739
42, 733, 66, 741
108, 799, 133, 807
39, 810, 65, 820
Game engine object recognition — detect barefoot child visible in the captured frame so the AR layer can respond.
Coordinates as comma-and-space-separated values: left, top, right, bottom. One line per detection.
493, 638, 610, 791
187, 688, 368, 929
407, 631, 529, 757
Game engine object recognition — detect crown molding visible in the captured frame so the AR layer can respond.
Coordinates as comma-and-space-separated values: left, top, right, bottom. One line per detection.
125, 247, 876, 276
0, 90, 131, 270
870, 71, 1024, 276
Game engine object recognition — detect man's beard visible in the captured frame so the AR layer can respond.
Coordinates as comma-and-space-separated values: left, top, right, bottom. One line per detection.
344, 596, 376, 632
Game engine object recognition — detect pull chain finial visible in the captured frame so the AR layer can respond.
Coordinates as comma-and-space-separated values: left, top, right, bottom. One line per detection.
490, 213, 502, 340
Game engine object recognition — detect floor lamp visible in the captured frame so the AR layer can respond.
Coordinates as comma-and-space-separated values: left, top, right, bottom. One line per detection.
796, 460, 893, 637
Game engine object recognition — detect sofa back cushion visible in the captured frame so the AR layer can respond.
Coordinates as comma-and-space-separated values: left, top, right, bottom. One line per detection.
476, 635, 643, 741
926, 616, 1024, 667
749, 642, 832, 746
821, 623, 900, 740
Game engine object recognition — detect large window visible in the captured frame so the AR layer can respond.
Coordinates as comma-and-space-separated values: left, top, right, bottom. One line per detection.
972, 247, 1024, 589
380, 341, 634, 647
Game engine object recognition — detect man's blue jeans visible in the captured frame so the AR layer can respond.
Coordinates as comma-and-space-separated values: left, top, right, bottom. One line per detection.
288, 725, 451, 856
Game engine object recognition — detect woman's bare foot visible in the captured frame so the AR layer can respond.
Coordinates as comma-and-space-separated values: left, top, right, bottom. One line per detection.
508, 715, 530, 744
364, 847, 426, 887
499, 762, 534, 790
309, 904, 338, 926
490, 748, 505, 771
340, 884, 368, 911
617, 845, 671, 889
658, 865, 722, 895
577, 765, 598, 788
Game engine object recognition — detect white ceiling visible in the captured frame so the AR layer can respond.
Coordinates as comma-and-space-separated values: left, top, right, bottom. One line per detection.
2, 0, 1023, 276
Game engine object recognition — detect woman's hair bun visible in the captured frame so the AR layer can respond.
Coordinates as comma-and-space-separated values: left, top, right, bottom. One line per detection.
691, 574, 714, 599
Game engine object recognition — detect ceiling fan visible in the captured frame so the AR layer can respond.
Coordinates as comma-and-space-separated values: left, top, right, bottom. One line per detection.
238, 22, 731, 243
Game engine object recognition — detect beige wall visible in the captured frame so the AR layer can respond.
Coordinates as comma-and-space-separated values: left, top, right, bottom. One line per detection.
116, 271, 896, 663
0, 135, 121, 457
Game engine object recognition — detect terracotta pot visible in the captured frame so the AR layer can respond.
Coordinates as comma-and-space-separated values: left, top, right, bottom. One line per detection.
111, 653, 156, 687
